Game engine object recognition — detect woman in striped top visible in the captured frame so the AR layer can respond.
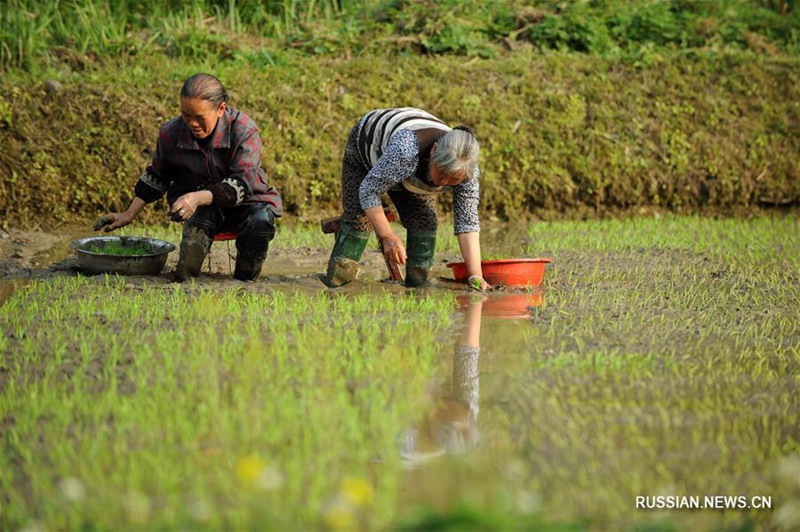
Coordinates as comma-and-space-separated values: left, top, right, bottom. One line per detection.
324, 107, 490, 290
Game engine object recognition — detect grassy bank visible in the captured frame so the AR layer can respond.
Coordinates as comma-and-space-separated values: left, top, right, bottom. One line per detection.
1, 50, 798, 229
0, 0, 798, 227
2, 0, 799, 71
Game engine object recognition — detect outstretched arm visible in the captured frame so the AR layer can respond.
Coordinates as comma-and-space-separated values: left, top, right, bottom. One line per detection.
360, 130, 419, 268
457, 231, 490, 291
365, 205, 407, 269
454, 167, 488, 290
97, 133, 172, 231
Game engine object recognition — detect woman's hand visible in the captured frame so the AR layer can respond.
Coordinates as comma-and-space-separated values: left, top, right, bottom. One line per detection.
364, 204, 406, 268
94, 212, 134, 232
467, 275, 492, 292
457, 232, 490, 290
95, 197, 145, 232
380, 232, 407, 268
169, 191, 212, 222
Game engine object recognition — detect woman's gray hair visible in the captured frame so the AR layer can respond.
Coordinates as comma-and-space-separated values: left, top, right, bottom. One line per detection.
180, 73, 228, 107
431, 126, 480, 179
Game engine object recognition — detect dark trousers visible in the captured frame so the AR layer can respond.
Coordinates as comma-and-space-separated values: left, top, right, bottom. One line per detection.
187, 203, 276, 242
184, 203, 276, 280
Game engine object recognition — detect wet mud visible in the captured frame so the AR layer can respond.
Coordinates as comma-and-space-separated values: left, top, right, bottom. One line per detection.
0, 227, 337, 301
0, 227, 543, 304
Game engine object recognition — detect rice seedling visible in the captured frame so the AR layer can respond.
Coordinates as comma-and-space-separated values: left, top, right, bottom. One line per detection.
467, 214, 800, 529
1, 215, 797, 529
0, 275, 459, 529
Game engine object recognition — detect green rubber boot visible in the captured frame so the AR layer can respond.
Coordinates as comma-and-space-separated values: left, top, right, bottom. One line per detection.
405, 230, 437, 288
324, 223, 370, 287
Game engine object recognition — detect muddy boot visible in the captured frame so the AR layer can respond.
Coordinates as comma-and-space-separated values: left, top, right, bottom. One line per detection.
323, 223, 369, 288
405, 230, 437, 288
234, 233, 269, 281
174, 225, 212, 282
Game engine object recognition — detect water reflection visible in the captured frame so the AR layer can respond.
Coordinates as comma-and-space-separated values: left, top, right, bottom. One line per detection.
399, 289, 546, 467
400, 296, 483, 467
479, 289, 545, 319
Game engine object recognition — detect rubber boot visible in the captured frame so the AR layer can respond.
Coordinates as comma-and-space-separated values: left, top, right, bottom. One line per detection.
174, 225, 212, 282
405, 230, 437, 288
234, 233, 269, 281
323, 223, 369, 287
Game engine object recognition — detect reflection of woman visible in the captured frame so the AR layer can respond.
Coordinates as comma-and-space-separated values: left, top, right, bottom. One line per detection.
96, 73, 282, 282
324, 107, 490, 290
400, 297, 482, 465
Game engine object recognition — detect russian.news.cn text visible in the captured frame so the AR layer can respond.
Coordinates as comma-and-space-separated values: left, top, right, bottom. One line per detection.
636, 495, 772, 510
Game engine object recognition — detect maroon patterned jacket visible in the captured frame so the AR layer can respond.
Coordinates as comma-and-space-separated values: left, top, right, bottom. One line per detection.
134, 107, 282, 215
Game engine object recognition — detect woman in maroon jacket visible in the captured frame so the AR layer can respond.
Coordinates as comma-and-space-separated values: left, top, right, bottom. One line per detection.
97, 73, 282, 281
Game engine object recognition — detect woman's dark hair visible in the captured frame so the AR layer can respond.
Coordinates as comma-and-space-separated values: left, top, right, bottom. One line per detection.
453, 125, 480, 143
180, 73, 228, 107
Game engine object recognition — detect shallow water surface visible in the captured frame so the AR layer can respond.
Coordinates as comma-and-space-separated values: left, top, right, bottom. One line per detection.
397, 295, 544, 512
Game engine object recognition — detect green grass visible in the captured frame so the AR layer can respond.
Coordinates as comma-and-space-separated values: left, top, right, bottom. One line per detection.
1, 216, 798, 529
508, 215, 800, 528
1, 0, 798, 71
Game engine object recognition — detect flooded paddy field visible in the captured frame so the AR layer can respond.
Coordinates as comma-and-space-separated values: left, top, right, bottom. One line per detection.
1, 216, 798, 530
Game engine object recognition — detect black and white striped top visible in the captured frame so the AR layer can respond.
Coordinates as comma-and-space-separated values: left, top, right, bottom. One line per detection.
356, 108, 481, 234
357, 107, 450, 167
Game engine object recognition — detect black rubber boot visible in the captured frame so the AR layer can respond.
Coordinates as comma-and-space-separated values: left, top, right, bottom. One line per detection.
323, 223, 369, 287
234, 233, 270, 281
405, 230, 437, 288
174, 225, 213, 282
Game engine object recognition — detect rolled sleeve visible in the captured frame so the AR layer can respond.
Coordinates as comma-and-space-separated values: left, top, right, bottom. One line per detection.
453, 166, 481, 234
359, 130, 419, 211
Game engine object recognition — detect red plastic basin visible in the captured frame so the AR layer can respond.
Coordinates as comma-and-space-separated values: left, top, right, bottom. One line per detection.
447, 258, 552, 288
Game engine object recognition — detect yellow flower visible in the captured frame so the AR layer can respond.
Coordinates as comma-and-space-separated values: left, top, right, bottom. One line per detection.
235, 455, 284, 490
340, 477, 374, 507
235, 455, 266, 485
